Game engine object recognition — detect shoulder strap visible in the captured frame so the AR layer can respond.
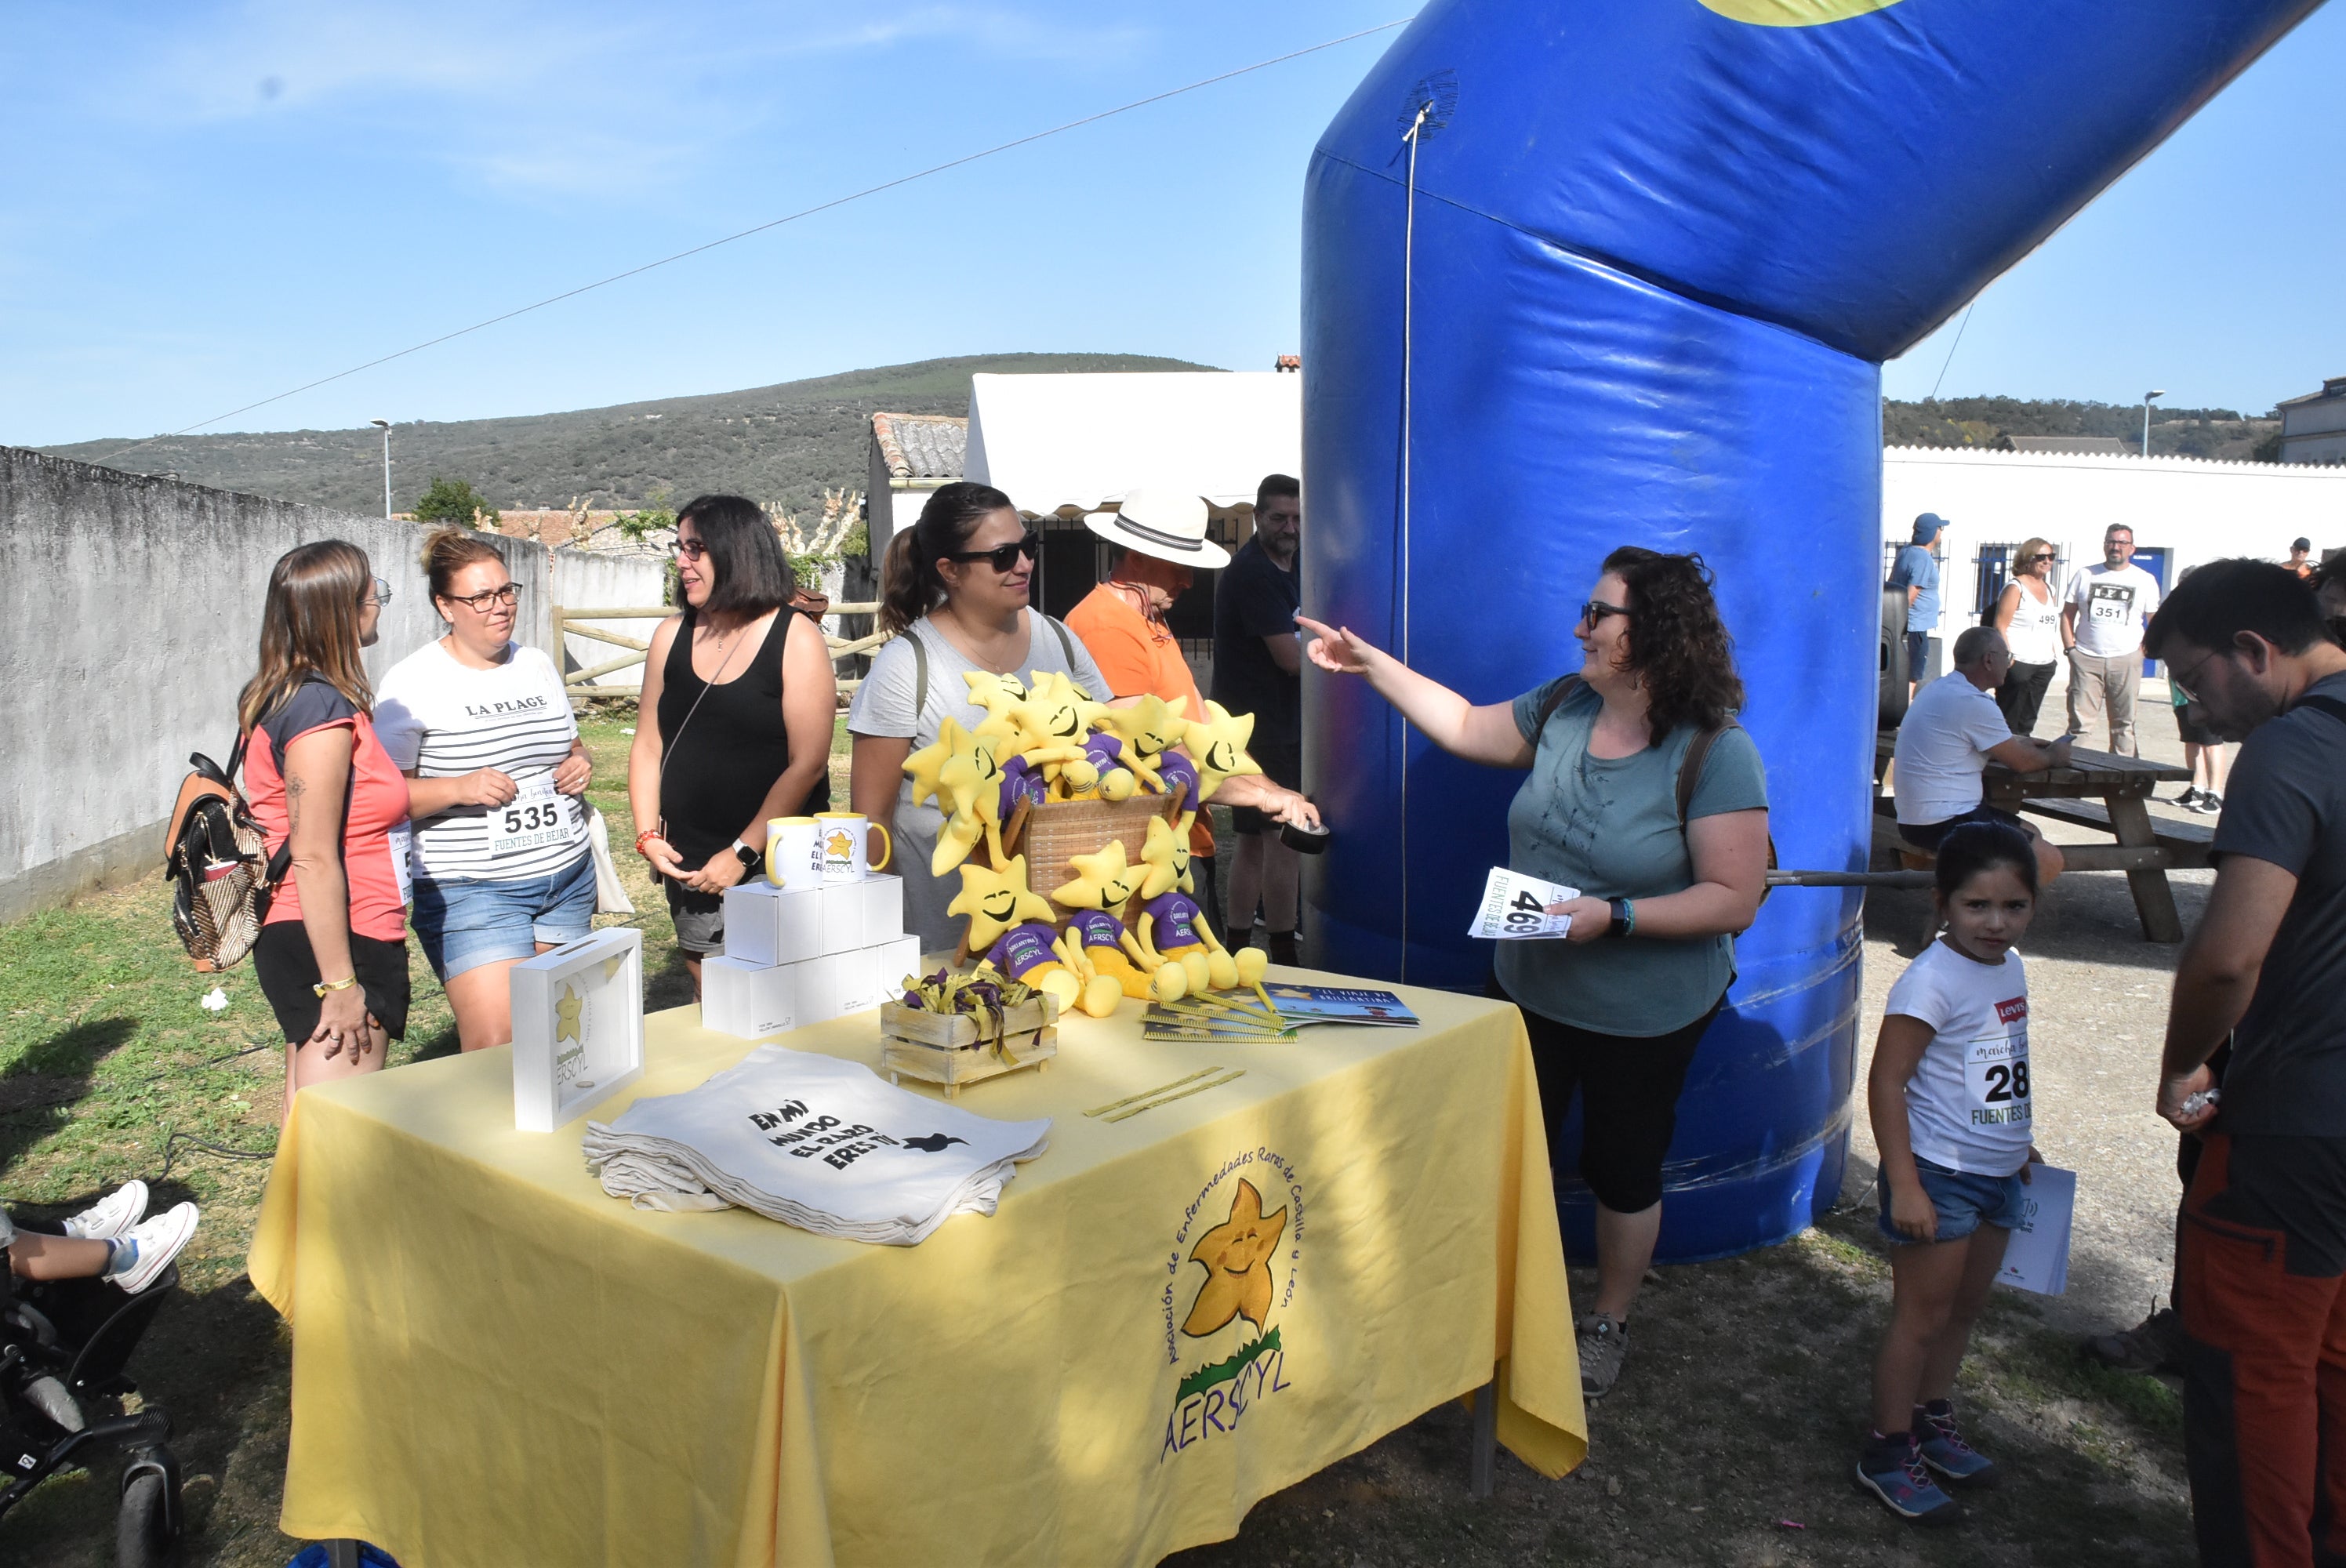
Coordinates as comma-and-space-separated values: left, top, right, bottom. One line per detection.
1677, 723, 1737, 825
1528, 674, 1585, 749
911, 623, 930, 725
1044, 613, 1079, 673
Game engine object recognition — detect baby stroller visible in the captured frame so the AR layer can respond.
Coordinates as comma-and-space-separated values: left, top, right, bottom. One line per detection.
0, 1214, 184, 1566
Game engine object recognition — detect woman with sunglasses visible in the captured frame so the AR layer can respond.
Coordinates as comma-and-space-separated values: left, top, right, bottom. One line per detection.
849, 481, 1109, 951
629, 495, 837, 993
238, 541, 412, 1112
1990, 537, 2062, 736
375, 530, 594, 1049
1298, 546, 1770, 1400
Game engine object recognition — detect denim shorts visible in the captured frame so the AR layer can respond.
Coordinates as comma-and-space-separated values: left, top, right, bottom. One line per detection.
411, 851, 597, 981
1876, 1155, 2027, 1245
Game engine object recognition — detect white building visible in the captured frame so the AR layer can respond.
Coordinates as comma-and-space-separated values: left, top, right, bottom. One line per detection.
2278, 376, 2346, 466
1881, 445, 2346, 675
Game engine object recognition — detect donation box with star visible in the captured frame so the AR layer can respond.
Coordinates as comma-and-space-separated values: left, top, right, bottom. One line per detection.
510, 927, 646, 1131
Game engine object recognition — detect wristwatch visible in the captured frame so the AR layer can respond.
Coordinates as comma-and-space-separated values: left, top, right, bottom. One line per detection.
732, 839, 762, 873
1607, 898, 1636, 939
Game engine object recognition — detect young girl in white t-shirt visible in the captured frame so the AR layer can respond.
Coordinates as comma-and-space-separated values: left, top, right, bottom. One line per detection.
1858, 820, 2046, 1525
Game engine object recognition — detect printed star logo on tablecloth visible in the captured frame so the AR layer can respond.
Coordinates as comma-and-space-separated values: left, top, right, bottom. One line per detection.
555, 984, 583, 1045
1181, 1177, 1288, 1338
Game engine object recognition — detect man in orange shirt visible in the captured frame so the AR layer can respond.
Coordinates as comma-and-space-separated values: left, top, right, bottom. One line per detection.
1064, 488, 1320, 939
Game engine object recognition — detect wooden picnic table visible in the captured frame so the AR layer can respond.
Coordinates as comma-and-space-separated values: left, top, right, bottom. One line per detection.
1876, 735, 2198, 942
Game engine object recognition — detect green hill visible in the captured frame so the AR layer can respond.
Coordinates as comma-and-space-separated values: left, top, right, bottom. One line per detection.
1884, 395, 2280, 462
38, 352, 1218, 516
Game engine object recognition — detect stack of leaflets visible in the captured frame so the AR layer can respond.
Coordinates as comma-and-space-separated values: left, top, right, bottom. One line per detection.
1140, 982, 1419, 1043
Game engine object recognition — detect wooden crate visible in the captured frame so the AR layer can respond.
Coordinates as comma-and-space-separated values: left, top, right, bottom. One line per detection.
879, 996, 1060, 1099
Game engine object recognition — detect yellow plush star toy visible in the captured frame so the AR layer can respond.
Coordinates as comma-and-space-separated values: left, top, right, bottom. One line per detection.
1050, 838, 1142, 912
1096, 693, 1189, 793
962, 670, 1028, 732
901, 724, 957, 811
1135, 812, 1194, 898
947, 855, 1058, 949
1184, 700, 1262, 801
930, 720, 1007, 875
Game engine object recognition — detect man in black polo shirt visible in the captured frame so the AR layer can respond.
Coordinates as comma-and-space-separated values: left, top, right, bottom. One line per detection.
1213, 474, 1303, 964
2147, 558, 2346, 1566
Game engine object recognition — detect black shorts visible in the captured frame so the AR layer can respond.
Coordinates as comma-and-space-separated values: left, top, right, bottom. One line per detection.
254, 922, 412, 1045
1497, 980, 1727, 1214
663, 876, 726, 955
2174, 701, 2221, 749
1899, 803, 2026, 853
1230, 742, 1303, 835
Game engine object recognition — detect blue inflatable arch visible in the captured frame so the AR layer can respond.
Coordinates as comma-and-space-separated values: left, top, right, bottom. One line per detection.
1301, 0, 2322, 1261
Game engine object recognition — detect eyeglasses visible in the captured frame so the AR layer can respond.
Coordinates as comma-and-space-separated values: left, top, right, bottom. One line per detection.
674, 536, 707, 561
946, 532, 1042, 573
2170, 647, 2225, 703
1578, 601, 1629, 626
448, 583, 520, 612
361, 576, 393, 607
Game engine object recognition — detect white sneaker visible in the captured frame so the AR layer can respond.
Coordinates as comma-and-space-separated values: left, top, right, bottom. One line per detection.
110, 1203, 198, 1294
64, 1180, 148, 1241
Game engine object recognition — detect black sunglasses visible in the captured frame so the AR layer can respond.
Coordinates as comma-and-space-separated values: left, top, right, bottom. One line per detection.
946, 532, 1041, 573
1578, 600, 1629, 626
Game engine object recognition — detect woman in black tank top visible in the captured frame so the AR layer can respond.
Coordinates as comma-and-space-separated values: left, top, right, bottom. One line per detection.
626, 496, 837, 989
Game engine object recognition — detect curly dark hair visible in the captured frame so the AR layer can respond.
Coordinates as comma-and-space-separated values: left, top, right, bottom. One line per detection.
1601, 546, 1744, 746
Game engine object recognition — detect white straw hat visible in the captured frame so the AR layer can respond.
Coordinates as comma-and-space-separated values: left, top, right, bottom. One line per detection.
1083, 488, 1232, 570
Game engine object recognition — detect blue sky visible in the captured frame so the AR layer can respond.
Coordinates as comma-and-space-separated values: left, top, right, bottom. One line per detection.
5, 1, 2341, 448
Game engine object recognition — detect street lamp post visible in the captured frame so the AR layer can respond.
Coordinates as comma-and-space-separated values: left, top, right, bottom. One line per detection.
370, 419, 391, 517
2141, 390, 2165, 458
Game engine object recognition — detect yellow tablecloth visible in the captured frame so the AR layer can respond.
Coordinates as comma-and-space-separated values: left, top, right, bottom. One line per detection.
249, 971, 1585, 1567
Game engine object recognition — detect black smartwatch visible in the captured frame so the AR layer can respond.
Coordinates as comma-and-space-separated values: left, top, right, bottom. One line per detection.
732, 839, 762, 873
1607, 898, 1636, 939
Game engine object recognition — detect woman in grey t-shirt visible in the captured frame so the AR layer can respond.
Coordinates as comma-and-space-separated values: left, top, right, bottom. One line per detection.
847, 483, 1108, 953
1298, 546, 1769, 1400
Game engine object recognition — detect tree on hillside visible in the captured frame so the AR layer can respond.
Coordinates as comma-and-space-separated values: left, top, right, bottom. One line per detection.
412, 477, 500, 529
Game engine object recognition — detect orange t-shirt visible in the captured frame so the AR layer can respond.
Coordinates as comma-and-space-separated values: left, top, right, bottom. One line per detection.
1064, 584, 1215, 855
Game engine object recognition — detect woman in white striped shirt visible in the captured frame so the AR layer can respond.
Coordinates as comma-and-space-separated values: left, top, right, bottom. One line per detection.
376, 530, 594, 1051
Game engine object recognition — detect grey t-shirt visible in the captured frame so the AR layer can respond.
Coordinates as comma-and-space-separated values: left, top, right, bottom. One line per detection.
845, 612, 1109, 953
2209, 671, 2346, 1135
1494, 677, 1770, 1036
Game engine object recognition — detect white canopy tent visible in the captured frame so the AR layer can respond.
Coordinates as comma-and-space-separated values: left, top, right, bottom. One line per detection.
963, 371, 1302, 519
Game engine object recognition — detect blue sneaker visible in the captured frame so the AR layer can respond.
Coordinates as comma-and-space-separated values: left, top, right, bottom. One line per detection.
1914, 1400, 1999, 1487
1854, 1432, 1961, 1524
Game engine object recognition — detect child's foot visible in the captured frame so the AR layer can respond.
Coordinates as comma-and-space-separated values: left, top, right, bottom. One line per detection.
1576, 1312, 1629, 1399
108, 1203, 199, 1294
1914, 1399, 1999, 1486
1854, 1431, 1961, 1524
63, 1179, 148, 1240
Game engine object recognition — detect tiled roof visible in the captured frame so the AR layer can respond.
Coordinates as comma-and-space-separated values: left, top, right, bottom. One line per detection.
2006, 437, 2132, 455
871, 412, 967, 481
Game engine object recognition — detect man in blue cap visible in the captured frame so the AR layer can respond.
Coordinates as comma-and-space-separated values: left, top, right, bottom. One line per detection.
1888, 513, 1947, 699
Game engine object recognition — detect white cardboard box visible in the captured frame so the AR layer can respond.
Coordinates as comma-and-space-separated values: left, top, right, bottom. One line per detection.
861, 874, 905, 946
722, 880, 823, 967
845, 935, 923, 1016
509, 928, 645, 1131
701, 954, 801, 1040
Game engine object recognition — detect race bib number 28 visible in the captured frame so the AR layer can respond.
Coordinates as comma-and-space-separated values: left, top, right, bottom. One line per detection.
1966, 996, 2031, 1127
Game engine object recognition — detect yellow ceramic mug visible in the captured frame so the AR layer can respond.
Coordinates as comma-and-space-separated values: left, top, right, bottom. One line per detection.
814, 811, 892, 882
764, 816, 820, 887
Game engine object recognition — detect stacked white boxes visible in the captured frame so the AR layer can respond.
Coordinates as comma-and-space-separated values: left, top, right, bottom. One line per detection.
701, 874, 921, 1039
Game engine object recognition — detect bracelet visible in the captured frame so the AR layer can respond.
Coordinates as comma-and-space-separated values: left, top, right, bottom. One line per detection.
1607, 898, 1636, 939
311, 975, 359, 998
635, 828, 663, 851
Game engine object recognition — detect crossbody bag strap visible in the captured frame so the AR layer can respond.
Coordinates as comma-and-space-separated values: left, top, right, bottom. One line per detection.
911, 623, 930, 727
2293, 695, 2346, 728
1529, 673, 1585, 751
1044, 612, 1080, 675
1678, 724, 1733, 826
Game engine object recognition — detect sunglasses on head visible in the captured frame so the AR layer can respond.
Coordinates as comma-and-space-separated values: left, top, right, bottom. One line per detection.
947, 531, 1042, 573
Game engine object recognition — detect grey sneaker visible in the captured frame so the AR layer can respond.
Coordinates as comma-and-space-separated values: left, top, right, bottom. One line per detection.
1576, 1312, 1630, 1399
2193, 792, 2224, 816
2081, 1305, 2183, 1374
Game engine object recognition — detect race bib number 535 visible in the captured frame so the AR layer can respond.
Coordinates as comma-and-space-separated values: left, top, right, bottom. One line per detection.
486, 775, 575, 858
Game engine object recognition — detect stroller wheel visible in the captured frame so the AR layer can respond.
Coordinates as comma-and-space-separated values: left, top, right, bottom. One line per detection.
116, 1468, 175, 1568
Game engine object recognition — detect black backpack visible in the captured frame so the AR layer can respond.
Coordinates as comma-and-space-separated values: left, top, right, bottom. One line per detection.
163, 738, 290, 971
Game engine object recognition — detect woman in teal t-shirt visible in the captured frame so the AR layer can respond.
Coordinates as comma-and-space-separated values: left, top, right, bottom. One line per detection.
1298, 546, 1770, 1400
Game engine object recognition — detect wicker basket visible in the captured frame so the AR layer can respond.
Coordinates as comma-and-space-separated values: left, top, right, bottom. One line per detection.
1004, 793, 1180, 890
